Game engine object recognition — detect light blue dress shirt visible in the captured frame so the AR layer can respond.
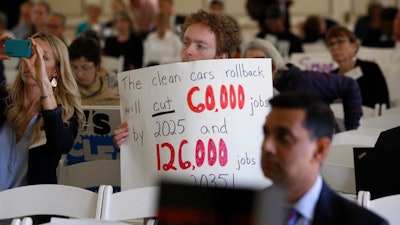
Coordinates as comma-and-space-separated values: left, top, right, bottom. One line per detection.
291, 174, 323, 225
0, 115, 38, 191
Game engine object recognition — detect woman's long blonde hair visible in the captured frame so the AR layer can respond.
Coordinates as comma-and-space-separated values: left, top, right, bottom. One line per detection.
6, 32, 84, 145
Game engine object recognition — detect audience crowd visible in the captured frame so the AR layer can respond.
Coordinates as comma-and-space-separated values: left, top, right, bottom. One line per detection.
0, 0, 400, 223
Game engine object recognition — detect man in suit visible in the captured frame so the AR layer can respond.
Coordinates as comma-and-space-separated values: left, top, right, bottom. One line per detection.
258, 91, 388, 225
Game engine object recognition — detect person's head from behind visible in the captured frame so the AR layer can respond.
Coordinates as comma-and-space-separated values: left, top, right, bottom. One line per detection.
325, 26, 358, 63
303, 15, 326, 41
264, 3, 286, 34
244, 38, 285, 81
69, 36, 101, 88
45, 12, 66, 38
180, 9, 240, 62
261, 92, 335, 198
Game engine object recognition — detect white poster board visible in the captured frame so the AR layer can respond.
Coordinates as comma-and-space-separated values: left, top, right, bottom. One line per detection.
118, 58, 273, 190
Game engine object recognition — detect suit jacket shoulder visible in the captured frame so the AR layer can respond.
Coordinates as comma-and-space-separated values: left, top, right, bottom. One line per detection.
313, 182, 388, 225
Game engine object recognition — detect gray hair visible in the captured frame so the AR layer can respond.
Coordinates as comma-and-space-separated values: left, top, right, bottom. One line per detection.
245, 38, 286, 74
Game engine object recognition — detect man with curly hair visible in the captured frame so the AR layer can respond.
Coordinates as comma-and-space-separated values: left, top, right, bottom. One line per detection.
113, 9, 241, 147
180, 9, 241, 62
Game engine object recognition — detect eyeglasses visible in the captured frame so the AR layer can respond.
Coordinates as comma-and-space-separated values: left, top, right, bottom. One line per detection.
326, 39, 350, 48
71, 64, 95, 73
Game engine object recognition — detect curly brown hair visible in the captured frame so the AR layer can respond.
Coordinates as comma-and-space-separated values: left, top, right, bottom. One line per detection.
180, 9, 241, 57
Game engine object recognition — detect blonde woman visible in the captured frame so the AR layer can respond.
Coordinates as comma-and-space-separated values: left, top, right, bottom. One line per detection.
0, 33, 84, 191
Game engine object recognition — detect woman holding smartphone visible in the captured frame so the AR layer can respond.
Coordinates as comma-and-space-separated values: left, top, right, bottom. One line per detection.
0, 33, 84, 191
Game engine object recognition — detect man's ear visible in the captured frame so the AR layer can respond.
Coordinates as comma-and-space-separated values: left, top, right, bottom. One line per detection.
217, 52, 229, 59
313, 137, 331, 164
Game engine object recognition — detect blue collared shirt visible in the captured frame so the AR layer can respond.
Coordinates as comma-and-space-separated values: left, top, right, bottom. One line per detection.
292, 174, 323, 224
0, 115, 38, 191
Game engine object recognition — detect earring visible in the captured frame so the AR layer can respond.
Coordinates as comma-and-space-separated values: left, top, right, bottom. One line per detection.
50, 77, 58, 88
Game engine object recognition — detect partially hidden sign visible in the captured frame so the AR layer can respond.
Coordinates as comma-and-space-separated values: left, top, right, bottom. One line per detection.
118, 58, 273, 190
67, 105, 120, 164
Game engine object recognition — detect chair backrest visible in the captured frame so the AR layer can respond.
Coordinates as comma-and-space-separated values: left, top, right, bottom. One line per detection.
101, 185, 159, 221
0, 184, 104, 220
101, 55, 124, 74
380, 104, 400, 116
331, 128, 382, 146
362, 191, 400, 224
322, 144, 361, 195
359, 114, 400, 130
57, 155, 121, 189
330, 103, 380, 120
321, 162, 355, 194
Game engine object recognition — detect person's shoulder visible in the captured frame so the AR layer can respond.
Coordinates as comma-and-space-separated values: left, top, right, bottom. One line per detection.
316, 183, 388, 225
357, 59, 379, 67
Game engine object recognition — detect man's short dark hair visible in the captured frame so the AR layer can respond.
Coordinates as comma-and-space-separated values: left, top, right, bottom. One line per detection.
269, 91, 335, 140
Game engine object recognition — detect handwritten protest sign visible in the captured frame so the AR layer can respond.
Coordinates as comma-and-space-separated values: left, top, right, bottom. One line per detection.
67, 106, 120, 164
119, 58, 273, 190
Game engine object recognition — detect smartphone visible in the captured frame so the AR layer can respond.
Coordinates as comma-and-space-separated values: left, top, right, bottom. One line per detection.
4, 39, 32, 58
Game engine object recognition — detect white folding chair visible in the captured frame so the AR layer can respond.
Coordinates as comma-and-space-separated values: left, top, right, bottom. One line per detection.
332, 128, 382, 146
322, 144, 363, 195
101, 55, 124, 74
57, 155, 121, 189
10, 218, 21, 225
359, 114, 400, 130
330, 103, 379, 120
321, 162, 356, 195
362, 191, 400, 224
100, 185, 159, 223
0, 184, 105, 220
380, 104, 400, 116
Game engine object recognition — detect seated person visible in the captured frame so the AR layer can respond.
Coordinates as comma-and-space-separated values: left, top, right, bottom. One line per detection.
244, 38, 362, 131
143, 11, 182, 67
362, 6, 399, 48
258, 91, 388, 225
325, 25, 390, 108
256, 3, 303, 58
69, 36, 120, 105
103, 11, 143, 71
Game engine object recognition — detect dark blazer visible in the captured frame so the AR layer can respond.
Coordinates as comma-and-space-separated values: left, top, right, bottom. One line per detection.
257, 181, 388, 225
313, 182, 388, 225
332, 59, 390, 108
375, 126, 400, 147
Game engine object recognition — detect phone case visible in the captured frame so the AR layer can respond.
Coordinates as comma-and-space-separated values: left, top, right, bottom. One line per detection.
4, 39, 32, 58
